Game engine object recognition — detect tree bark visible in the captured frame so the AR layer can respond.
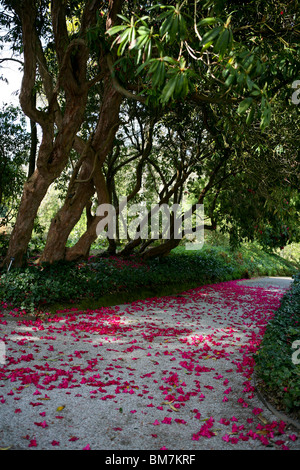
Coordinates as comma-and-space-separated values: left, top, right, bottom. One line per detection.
2, 0, 92, 268
3, 170, 52, 267
140, 149, 230, 260
35, 0, 125, 264
65, 163, 111, 262
38, 162, 95, 264
28, 94, 37, 179
38, 63, 123, 264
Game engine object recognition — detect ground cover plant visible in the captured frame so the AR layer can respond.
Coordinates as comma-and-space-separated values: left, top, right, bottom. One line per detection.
0, 241, 298, 314
255, 273, 300, 417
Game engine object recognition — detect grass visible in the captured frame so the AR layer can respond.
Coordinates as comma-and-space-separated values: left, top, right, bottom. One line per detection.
172, 240, 299, 278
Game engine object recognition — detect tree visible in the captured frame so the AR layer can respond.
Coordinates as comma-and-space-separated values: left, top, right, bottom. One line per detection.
1, 0, 125, 267
0, 0, 299, 268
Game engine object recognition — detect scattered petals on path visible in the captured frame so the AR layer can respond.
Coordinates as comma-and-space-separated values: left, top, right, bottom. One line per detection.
0, 279, 299, 450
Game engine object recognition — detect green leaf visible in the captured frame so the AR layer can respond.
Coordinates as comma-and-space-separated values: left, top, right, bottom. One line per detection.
198, 17, 222, 26
260, 100, 271, 130
255, 61, 263, 76
246, 75, 253, 91
117, 33, 130, 56
214, 28, 230, 57
237, 97, 253, 114
201, 26, 223, 46
177, 73, 189, 98
178, 13, 187, 40
107, 25, 128, 36
162, 56, 178, 65
145, 38, 152, 61
161, 75, 178, 103
227, 28, 233, 51
225, 71, 236, 87
237, 72, 245, 87
152, 61, 166, 88
160, 12, 174, 37
250, 89, 261, 97
200, 40, 213, 52
149, 59, 160, 74
170, 12, 179, 39
137, 25, 151, 36
135, 34, 149, 49
117, 14, 130, 24
136, 60, 151, 75
246, 106, 255, 125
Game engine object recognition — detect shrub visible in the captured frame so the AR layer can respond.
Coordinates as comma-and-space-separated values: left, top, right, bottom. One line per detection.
0, 241, 298, 314
0, 261, 99, 313
255, 273, 300, 414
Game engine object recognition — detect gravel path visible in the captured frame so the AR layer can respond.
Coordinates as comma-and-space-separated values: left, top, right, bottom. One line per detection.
0, 276, 299, 453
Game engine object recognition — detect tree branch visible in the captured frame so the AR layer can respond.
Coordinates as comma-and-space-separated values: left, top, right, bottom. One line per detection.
18, 0, 49, 128
107, 53, 146, 103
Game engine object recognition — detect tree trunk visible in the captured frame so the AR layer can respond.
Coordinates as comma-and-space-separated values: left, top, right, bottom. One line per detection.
2, 1, 93, 268
38, 174, 95, 264
142, 238, 180, 260
2, 169, 51, 267
2, 89, 90, 269
43, 68, 123, 263
28, 94, 37, 179
65, 161, 111, 262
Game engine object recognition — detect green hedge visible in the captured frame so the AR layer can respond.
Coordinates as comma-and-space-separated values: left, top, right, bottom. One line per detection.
255, 273, 300, 414
0, 253, 235, 313
0, 242, 298, 314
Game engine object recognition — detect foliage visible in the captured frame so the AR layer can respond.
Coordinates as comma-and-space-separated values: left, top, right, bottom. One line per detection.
0, 104, 30, 226
0, 260, 96, 313
280, 242, 300, 266
0, 0, 299, 266
0, 238, 297, 313
107, 0, 299, 129
0, 232, 9, 260
255, 273, 300, 414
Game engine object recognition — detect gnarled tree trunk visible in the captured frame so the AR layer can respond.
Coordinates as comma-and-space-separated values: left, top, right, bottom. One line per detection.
39, 62, 123, 264
2, 0, 127, 268
2, 0, 94, 268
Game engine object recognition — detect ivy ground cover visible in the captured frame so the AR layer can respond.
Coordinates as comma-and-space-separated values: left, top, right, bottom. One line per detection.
0, 279, 299, 450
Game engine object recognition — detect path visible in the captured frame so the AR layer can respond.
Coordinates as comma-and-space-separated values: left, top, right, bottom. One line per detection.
0, 276, 299, 452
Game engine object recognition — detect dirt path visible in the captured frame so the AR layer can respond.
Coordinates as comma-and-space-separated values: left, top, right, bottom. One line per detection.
0, 276, 299, 452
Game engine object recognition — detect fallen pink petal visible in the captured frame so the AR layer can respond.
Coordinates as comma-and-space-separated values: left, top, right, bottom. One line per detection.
28, 439, 37, 448
0, 275, 298, 451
